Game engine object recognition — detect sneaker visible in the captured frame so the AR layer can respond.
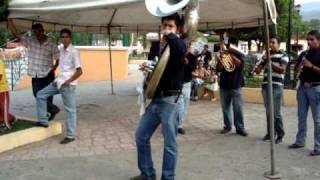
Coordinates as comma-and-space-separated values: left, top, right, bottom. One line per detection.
48, 106, 60, 121
178, 128, 186, 135
288, 143, 305, 149
220, 127, 231, 134
130, 175, 156, 180
262, 134, 270, 141
60, 137, 75, 144
310, 150, 320, 156
275, 137, 283, 144
32, 122, 49, 128
236, 129, 248, 137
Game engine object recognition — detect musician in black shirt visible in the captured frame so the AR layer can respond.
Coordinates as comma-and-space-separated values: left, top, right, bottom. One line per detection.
289, 30, 320, 156
131, 13, 187, 180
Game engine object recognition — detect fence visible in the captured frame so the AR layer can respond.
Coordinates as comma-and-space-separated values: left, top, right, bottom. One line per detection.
0, 47, 28, 91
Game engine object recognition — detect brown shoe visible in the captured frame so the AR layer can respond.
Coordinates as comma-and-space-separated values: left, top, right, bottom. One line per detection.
130, 175, 156, 180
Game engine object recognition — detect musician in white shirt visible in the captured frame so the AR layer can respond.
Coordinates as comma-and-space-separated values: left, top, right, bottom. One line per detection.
35, 28, 83, 144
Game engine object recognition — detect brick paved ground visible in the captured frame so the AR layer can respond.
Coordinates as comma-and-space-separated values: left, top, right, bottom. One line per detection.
0, 65, 319, 180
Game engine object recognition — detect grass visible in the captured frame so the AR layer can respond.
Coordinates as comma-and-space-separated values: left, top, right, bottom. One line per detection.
0, 119, 34, 136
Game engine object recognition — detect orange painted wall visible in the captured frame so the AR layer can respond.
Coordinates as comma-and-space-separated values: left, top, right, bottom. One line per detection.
14, 46, 129, 90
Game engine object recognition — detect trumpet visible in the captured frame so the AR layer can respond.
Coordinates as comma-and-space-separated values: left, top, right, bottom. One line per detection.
250, 51, 266, 75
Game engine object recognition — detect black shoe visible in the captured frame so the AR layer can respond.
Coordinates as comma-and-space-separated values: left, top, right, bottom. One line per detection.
236, 129, 248, 137
178, 128, 186, 135
310, 150, 320, 156
220, 127, 232, 134
60, 137, 75, 144
275, 137, 283, 144
130, 175, 156, 180
262, 134, 270, 141
32, 122, 48, 128
48, 107, 60, 121
288, 143, 305, 149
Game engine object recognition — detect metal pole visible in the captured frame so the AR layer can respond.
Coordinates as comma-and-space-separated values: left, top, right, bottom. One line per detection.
263, 0, 281, 179
287, 0, 294, 62
108, 26, 115, 95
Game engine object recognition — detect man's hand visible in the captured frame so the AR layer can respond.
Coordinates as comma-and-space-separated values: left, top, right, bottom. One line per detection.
302, 58, 313, 69
62, 80, 71, 87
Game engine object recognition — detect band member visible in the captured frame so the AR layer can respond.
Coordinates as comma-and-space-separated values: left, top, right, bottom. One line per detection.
35, 29, 82, 144
0, 58, 15, 129
178, 46, 197, 134
200, 44, 212, 68
289, 30, 320, 156
7, 19, 60, 121
254, 36, 289, 144
131, 13, 187, 180
216, 36, 248, 136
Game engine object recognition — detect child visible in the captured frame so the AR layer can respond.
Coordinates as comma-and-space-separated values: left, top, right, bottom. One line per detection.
0, 58, 15, 129
202, 70, 219, 101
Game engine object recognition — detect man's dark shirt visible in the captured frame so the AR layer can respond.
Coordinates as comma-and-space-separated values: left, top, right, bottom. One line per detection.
218, 53, 245, 90
149, 34, 187, 94
148, 41, 160, 61
297, 49, 320, 83
184, 52, 197, 83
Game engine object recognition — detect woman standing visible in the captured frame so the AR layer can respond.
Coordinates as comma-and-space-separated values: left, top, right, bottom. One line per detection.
289, 30, 320, 156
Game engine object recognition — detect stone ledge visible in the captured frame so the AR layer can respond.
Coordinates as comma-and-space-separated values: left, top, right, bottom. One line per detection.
0, 121, 62, 154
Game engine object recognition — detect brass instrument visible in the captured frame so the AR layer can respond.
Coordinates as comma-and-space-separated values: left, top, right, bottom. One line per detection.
219, 44, 236, 72
219, 43, 246, 72
143, 0, 197, 99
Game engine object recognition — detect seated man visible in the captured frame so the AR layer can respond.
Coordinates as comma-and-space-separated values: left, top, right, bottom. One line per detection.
34, 28, 83, 144
191, 60, 209, 101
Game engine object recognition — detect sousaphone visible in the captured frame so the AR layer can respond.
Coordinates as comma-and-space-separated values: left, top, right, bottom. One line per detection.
144, 0, 193, 99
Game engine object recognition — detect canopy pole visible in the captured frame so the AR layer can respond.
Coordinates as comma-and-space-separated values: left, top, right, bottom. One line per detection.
263, 0, 281, 178
107, 9, 118, 95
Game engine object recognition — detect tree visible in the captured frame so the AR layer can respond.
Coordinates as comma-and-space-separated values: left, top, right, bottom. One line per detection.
0, 0, 9, 21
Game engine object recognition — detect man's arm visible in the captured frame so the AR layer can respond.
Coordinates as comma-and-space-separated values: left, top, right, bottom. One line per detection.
62, 68, 83, 86
7, 19, 21, 39
230, 54, 242, 67
271, 62, 287, 74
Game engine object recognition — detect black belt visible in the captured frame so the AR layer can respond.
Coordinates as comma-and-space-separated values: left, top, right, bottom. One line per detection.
301, 82, 320, 88
154, 90, 181, 98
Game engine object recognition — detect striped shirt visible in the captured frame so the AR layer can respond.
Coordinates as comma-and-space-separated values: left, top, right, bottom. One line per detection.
262, 50, 289, 86
22, 36, 59, 78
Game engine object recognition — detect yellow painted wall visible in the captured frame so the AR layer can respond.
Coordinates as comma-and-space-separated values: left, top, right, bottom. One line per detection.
14, 46, 129, 90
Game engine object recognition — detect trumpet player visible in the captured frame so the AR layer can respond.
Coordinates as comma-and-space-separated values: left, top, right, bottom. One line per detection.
217, 36, 248, 136
289, 30, 320, 156
132, 13, 187, 180
254, 36, 289, 144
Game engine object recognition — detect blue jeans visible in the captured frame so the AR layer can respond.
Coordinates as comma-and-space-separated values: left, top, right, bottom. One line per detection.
262, 84, 285, 137
135, 95, 182, 180
36, 83, 77, 139
295, 84, 320, 151
178, 82, 191, 128
219, 88, 245, 130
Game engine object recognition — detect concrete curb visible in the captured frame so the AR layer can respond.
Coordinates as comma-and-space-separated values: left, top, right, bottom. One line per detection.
0, 121, 62, 153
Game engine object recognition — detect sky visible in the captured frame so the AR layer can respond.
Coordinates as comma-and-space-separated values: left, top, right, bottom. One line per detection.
295, 0, 320, 4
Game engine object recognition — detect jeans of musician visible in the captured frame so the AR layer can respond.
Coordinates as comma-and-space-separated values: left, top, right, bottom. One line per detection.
178, 82, 191, 128
262, 84, 285, 138
36, 83, 77, 139
135, 96, 182, 180
295, 84, 320, 151
219, 88, 245, 130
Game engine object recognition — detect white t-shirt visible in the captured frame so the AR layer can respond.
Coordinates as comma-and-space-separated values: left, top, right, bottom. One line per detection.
55, 44, 81, 89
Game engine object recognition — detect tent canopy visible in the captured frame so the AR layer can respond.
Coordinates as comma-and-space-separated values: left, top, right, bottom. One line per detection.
8, 0, 277, 33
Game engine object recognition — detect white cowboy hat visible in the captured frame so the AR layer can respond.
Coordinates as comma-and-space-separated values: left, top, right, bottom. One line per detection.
145, 0, 191, 17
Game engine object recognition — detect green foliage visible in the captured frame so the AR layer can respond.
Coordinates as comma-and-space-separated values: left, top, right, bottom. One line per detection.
0, 28, 13, 47
0, 0, 9, 21
304, 19, 320, 32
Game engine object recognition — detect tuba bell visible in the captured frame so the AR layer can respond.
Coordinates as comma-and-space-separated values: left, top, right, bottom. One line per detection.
219, 43, 246, 72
